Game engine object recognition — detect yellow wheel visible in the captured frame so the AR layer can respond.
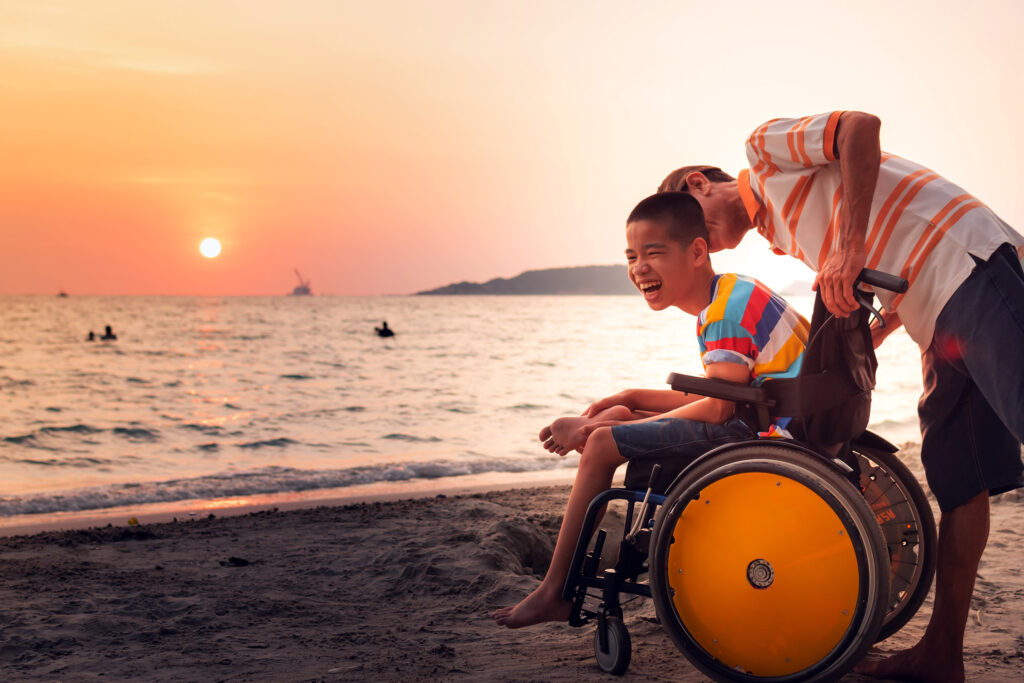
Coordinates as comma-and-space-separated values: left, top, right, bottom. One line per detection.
650, 443, 888, 682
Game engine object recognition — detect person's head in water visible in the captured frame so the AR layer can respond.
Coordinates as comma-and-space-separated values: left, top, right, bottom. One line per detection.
87, 331, 95, 341
381, 321, 389, 329
101, 325, 117, 340
625, 192, 716, 316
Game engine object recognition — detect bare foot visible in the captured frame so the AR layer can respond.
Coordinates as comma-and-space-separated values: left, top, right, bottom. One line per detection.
491, 585, 571, 629
539, 405, 632, 455
855, 641, 964, 682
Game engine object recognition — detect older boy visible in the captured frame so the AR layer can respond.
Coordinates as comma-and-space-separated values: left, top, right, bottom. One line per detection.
492, 191, 809, 629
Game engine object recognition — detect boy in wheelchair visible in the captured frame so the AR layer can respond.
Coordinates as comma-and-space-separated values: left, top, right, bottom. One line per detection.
492, 191, 811, 630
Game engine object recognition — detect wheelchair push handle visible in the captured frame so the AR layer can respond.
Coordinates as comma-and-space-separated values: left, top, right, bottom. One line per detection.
856, 268, 908, 293
852, 269, 908, 328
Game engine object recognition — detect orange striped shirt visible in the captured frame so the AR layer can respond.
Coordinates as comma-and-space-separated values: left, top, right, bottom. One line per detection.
738, 112, 1024, 347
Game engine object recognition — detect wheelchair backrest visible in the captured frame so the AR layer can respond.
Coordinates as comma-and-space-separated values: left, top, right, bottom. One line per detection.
760, 290, 878, 450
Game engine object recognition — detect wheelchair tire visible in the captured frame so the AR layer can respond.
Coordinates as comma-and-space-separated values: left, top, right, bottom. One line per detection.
594, 616, 631, 675
649, 443, 888, 682
852, 445, 937, 641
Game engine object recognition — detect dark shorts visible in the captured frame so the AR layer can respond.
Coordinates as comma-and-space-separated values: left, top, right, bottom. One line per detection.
919, 243, 1024, 512
611, 417, 754, 491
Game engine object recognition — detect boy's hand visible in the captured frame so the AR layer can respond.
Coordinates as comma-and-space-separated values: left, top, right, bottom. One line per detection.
584, 391, 632, 418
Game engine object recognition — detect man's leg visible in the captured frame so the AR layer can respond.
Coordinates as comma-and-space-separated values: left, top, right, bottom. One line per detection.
856, 491, 989, 682
492, 426, 625, 628
860, 245, 1022, 681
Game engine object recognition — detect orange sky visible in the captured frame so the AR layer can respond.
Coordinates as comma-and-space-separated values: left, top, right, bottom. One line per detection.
2, 0, 1022, 295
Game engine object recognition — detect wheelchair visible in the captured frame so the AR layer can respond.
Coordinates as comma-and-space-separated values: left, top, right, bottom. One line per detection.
561, 270, 937, 682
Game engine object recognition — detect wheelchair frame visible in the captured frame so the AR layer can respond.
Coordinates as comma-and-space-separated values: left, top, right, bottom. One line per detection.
559, 271, 937, 681
562, 428, 936, 680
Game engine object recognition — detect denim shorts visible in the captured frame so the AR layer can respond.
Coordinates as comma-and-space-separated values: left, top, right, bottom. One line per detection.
611, 416, 754, 462
919, 243, 1024, 512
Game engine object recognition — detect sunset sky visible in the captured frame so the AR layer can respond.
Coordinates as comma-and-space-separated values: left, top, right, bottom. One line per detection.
2, 0, 1022, 295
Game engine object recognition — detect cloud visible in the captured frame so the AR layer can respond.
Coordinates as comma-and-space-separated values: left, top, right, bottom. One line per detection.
0, 2, 224, 77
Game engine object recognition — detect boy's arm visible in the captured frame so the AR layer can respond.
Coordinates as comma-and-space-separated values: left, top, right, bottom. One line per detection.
584, 387, 703, 417
634, 362, 749, 424
583, 362, 750, 435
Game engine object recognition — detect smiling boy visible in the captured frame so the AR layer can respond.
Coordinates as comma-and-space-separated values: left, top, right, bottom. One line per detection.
493, 191, 809, 629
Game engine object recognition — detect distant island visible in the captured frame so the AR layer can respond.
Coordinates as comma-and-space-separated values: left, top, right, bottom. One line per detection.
416, 265, 635, 295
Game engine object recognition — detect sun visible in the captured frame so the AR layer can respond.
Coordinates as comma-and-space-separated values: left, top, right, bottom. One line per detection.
199, 237, 222, 258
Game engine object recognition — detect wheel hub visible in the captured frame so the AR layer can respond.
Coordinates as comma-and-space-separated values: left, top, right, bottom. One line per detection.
746, 558, 774, 589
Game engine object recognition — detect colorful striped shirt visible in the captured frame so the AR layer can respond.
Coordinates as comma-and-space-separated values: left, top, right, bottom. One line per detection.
697, 273, 810, 386
738, 111, 1024, 348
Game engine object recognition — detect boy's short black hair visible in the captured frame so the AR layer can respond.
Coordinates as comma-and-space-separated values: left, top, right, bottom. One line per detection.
626, 192, 709, 248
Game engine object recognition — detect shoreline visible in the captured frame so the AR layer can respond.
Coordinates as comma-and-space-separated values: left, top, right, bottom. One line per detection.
2, 474, 1022, 681
0, 468, 590, 538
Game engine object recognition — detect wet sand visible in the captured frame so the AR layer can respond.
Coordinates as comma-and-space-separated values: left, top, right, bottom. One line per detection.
1, 444, 1022, 681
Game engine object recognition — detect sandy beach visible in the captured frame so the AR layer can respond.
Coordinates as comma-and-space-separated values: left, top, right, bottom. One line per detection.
2, 444, 1023, 682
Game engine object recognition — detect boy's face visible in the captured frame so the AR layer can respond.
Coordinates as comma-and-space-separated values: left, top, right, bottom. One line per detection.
625, 218, 702, 311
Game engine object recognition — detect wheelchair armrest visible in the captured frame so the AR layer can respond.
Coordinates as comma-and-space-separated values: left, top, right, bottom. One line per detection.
666, 372, 774, 407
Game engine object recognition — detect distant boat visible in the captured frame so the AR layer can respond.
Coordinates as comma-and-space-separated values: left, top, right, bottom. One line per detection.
57, 289, 68, 298
290, 269, 312, 296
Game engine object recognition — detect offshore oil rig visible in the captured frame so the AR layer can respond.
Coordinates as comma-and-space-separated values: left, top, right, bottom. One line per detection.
290, 269, 312, 296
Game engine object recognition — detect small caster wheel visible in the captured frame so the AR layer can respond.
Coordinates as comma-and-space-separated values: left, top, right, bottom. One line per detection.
594, 615, 631, 675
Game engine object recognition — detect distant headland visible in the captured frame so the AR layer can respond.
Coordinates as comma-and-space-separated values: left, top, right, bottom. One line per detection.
416, 265, 635, 296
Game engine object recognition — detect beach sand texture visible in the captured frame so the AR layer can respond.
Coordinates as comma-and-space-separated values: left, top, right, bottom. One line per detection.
2, 445, 1023, 681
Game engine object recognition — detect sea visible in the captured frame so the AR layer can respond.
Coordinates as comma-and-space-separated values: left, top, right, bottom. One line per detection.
0, 294, 925, 530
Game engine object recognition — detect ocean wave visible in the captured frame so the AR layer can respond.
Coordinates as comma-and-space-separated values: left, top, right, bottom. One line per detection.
868, 417, 919, 429
179, 424, 223, 434
3, 434, 52, 448
112, 427, 161, 442
0, 457, 576, 516
381, 433, 442, 443
3, 424, 157, 449
237, 437, 299, 449
41, 424, 102, 435
506, 403, 547, 411
14, 456, 114, 468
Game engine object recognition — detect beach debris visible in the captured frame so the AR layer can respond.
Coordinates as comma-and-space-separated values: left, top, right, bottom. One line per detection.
328, 664, 365, 674
430, 644, 456, 658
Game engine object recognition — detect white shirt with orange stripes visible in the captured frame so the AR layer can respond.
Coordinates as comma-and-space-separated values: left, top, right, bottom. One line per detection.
737, 111, 1024, 349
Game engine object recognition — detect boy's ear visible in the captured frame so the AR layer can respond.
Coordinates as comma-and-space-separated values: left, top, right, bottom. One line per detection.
691, 236, 710, 265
